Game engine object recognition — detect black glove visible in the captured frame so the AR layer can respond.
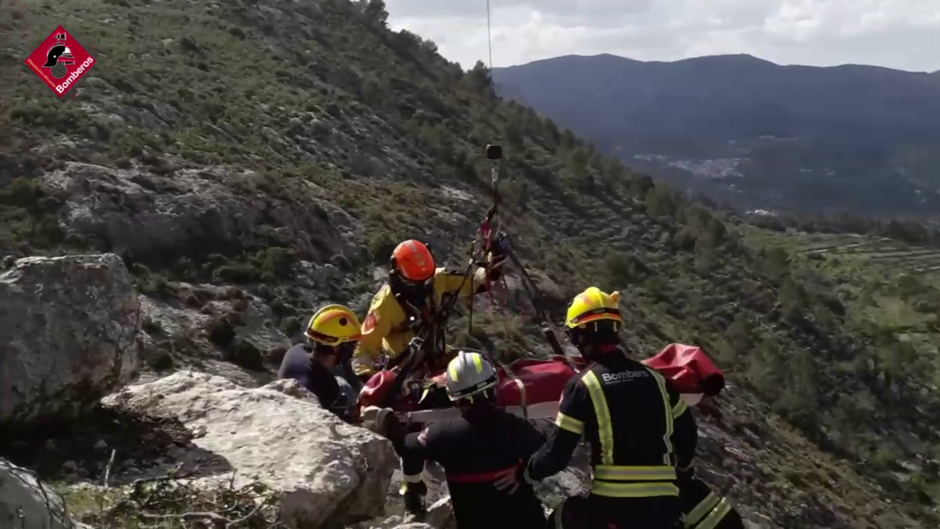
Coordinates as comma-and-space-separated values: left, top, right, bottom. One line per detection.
486, 232, 511, 269
491, 232, 511, 258
383, 412, 408, 441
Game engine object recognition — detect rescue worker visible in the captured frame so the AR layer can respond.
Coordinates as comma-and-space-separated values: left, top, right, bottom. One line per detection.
678, 467, 745, 529
377, 351, 548, 528
499, 287, 697, 528
278, 304, 362, 424
352, 237, 509, 382
353, 237, 509, 514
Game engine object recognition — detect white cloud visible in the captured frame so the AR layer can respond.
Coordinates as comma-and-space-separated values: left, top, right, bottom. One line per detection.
384, 0, 940, 72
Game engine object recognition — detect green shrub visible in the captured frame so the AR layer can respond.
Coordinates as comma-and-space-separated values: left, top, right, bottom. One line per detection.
214, 264, 262, 283
233, 340, 264, 371
205, 315, 237, 347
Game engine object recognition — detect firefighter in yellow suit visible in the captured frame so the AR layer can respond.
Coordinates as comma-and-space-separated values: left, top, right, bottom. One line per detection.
353, 238, 507, 518
352, 238, 506, 380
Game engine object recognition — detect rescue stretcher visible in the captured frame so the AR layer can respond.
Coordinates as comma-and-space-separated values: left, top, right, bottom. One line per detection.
358, 343, 725, 423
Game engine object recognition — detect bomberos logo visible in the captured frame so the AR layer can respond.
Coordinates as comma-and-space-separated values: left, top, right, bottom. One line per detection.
601, 370, 650, 383
24, 25, 96, 98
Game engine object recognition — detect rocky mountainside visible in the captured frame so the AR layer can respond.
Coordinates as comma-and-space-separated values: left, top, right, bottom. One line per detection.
492, 53, 940, 218
2, 0, 940, 527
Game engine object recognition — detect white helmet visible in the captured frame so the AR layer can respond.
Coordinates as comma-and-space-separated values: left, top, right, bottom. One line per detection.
445, 350, 498, 401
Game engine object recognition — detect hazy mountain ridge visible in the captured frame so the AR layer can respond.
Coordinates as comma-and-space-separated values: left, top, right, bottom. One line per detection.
493, 53, 940, 218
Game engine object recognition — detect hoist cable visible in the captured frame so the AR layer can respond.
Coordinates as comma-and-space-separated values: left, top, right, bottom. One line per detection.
486, 0, 494, 71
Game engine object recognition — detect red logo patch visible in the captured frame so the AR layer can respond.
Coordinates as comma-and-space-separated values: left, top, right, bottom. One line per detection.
362, 312, 379, 333
25, 25, 96, 98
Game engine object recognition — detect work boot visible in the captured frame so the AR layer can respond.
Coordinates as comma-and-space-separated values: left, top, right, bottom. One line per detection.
401, 480, 427, 520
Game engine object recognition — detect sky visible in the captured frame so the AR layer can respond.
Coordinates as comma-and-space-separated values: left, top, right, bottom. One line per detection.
384, 0, 940, 73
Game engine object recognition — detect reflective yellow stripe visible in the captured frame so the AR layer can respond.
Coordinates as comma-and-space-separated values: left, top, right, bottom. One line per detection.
555, 412, 585, 434
582, 371, 614, 465
591, 480, 679, 498
694, 497, 732, 529
649, 369, 675, 465
594, 465, 676, 481
685, 492, 721, 527
673, 397, 688, 418
472, 353, 484, 372
449, 364, 459, 381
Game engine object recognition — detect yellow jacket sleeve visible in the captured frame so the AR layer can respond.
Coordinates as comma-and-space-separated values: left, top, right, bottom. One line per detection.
434, 266, 490, 299
352, 287, 395, 377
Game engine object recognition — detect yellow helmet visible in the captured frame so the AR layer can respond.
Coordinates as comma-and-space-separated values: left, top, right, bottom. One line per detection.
305, 304, 362, 345
565, 287, 623, 330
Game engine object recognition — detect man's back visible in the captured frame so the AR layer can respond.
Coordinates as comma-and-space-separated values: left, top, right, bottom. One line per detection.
405, 406, 547, 528
278, 344, 349, 421
531, 352, 690, 527
580, 355, 679, 470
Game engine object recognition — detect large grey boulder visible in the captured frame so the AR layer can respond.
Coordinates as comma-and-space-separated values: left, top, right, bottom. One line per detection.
0, 253, 140, 423
0, 458, 87, 529
102, 371, 399, 527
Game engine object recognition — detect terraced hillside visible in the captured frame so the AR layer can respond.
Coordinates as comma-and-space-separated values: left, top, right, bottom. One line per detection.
744, 229, 940, 281
2, 0, 940, 526
800, 238, 940, 276
742, 227, 940, 368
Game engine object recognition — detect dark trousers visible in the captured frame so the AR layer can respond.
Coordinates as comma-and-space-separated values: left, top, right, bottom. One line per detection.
679, 475, 744, 529
547, 494, 682, 529
401, 385, 451, 493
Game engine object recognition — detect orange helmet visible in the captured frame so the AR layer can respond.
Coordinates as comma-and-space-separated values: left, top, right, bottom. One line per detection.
391, 240, 436, 282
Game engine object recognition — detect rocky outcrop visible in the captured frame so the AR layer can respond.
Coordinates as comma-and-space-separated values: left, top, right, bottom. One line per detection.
0, 253, 140, 423
0, 458, 87, 529
101, 371, 399, 527
41, 162, 366, 265
135, 289, 289, 387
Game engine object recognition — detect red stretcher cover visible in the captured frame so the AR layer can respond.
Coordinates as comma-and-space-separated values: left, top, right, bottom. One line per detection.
642, 343, 725, 396
494, 355, 585, 407
357, 344, 725, 413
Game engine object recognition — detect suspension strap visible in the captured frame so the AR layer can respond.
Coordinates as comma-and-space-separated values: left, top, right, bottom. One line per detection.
469, 150, 502, 332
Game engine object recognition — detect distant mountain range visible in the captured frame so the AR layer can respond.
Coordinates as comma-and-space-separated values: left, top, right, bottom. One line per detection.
493, 54, 940, 219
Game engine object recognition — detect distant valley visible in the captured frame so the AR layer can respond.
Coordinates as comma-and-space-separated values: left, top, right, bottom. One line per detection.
493, 54, 940, 220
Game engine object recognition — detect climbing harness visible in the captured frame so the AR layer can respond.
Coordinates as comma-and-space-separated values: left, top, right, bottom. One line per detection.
469, 144, 511, 328
464, 145, 569, 360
